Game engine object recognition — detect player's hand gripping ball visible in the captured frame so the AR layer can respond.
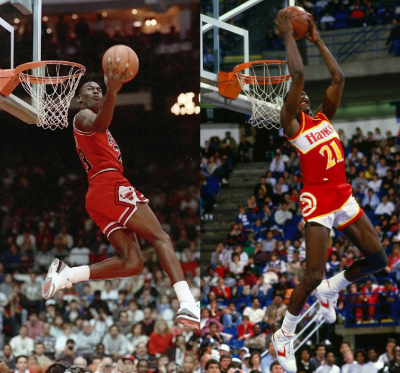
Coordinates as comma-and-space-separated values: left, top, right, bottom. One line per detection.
102, 45, 139, 83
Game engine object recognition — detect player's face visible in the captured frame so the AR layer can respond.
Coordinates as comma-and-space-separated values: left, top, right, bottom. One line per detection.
299, 91, 311, 115
78, 82, 103, 111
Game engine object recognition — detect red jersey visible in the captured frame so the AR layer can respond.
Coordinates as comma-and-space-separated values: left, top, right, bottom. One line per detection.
73, 119, 123, 180
286, 111, 346, 185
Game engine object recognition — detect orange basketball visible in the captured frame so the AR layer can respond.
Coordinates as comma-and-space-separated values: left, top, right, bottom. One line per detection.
286, 6, 310, 40
102, 45, 139, 83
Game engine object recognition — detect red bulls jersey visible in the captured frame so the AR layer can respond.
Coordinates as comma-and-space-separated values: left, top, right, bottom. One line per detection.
286, 111, 346, 185
73, 119, 123, 181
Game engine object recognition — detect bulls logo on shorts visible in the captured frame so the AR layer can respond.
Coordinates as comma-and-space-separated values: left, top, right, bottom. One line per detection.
300, 192, 317, 217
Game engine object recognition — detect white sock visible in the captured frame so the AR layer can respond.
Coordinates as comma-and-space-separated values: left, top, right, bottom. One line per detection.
327, 271, 351, 293
281, 310, 300, 335
69, 266, 90, 283
173, 281, 195, 304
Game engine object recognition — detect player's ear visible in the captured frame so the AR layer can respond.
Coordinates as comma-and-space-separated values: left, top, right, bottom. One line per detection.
77, 95, 82, 104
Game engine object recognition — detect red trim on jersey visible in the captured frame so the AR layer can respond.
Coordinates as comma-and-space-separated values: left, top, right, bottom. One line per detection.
337, 208, 364, 231
315, 111, 329, 122
286, 111, 305, 141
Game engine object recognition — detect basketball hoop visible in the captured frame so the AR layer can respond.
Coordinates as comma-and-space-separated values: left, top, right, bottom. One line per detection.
0, 60, 85, 130
218, 60, 291, 129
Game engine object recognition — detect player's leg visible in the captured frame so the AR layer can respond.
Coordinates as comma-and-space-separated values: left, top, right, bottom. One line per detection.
125, 203, 200, 328
315, 213, 387, 323
273, 223, 329, 373
88, 229, 143, 279
42, 229, 143, 298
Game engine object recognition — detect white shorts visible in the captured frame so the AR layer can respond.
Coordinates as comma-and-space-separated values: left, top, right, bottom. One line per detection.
307, 194, 363, 231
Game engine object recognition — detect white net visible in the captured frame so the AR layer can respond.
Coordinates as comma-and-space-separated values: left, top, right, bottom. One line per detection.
235, 61, 291, 130
19, 62, 85, 130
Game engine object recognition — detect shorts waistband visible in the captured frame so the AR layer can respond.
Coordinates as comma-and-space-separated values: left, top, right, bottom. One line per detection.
90, 168, 120, 181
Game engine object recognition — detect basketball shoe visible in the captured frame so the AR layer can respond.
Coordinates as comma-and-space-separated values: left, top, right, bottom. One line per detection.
176, 301, 200, 330
272, 328, 297, 373
315, 279, 339, 324
42, 259, 72, 299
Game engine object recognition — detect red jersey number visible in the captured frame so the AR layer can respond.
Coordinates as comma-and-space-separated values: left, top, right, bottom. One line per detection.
78, 148, 93, 172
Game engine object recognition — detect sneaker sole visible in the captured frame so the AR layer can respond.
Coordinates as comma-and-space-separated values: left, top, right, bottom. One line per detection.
176, 315, 200, 330
42, 259, 66, 299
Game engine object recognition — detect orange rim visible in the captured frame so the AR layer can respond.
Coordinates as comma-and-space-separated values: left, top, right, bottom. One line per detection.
233, 60, 291, 85
17, 60, 86, 84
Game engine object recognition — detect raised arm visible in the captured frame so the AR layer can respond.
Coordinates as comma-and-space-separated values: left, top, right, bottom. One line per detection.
75, 59, 133, 133
307, 16, 345, 120
275, 9, 304, 137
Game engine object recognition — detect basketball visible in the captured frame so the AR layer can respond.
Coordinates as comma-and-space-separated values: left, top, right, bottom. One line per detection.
102, 45, 139, 83
286, 6, 310, 40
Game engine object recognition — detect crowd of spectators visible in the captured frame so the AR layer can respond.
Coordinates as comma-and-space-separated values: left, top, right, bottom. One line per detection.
200, 126, 400, 372
1, 6, 199, 97
201, 0, 400, 70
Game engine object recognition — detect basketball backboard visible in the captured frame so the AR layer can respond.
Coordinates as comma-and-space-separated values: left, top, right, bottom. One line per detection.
0, 0, 41, 123
200, 0, 295, 119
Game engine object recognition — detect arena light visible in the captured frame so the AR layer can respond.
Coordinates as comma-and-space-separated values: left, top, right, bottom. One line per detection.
145, 20, 151, 26
171, 92, 200, 116
46, 28, 52, 34
102, 12, 108, 17
132, 9, 138, 15
72, 14, 78, 20
133, 21, 142, 27
14, 18, 20, 24
42, 16, 48, 22
151, 19, 157, 26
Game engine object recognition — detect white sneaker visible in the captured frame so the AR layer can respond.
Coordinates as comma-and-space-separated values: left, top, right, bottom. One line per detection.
176, 301, 200, 330
272, 329, 297, 373
42, 259, 72, 299
315, 279, 339, 324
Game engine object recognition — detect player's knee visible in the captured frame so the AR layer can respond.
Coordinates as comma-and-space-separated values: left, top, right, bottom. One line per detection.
125, 256, 144, 276
364, 249, 388, 273
148, 230, 171, 248
303, 271, 324, 290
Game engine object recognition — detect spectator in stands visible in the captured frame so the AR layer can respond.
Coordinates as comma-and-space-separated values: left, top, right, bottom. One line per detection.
134, 342, 150, 361
102, 324, 130, 359
205, 359, 220, 373
274, 202, 293, 225
244, 324, 267, 351
238, 136, 253, 163
316, 351, 340, 373
362, 188, 380, 211
368, 173, 382, 193
33, 341, 54, 368
243, 298, 264, 325
13, 355, 32, 373
212, 277, 231, 300
148, 319, 173, 356
378, 338, 396, 363
222, 302, 242, 328
386, 18, 400, 57
56, 338, 76, 365
75, 320, 102, 357
354, 349, 367, 370
270, 154, 285, 175
10, 325, 34, 357
69, 238, 90, 266
263, 252, 287, 277
309, 344, 326, 372
375, 195, 395, 217
24, 312, 43, 341
0, 345, 15, 370
365, 347, 384, 373
320, 12, 336, 30
35, 321, 56, 358
260, 340, 277, 372
296, 348, 311, 373
263, 292, 287, 327
206, 321, 225, 344
219, 355, 232, 373
237, 315, 253, 341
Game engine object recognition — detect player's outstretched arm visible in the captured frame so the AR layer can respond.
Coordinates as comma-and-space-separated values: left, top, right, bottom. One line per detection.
275, 9, 303, 137
76, 58, 133, 133
306, 15, 344, 121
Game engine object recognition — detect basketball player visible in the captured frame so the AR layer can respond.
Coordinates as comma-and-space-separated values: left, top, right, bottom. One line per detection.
41, 58, 200, 329
271, 10, 388, 372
